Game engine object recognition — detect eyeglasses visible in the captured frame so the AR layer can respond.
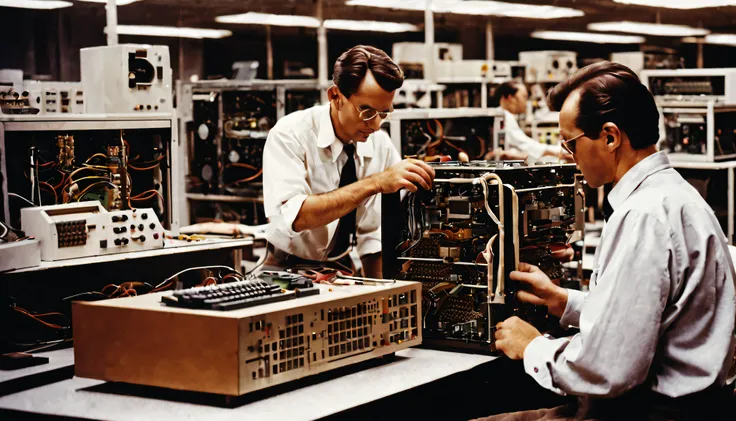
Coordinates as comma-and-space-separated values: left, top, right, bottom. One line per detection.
346, 99, 392, 122
560, 132, 586, 155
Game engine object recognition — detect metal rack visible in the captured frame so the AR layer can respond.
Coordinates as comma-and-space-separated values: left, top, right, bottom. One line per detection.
176, 79, 323, 226
0, 113, 181, 233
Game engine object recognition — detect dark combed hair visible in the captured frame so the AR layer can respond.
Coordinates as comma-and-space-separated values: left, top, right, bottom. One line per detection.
495, 80, 521, 103
333, 45, 404, 98
547, 61, 660, 150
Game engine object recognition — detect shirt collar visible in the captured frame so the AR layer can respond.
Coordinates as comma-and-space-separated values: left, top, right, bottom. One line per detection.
316, 103, 375, 165
607, 151, 671, 211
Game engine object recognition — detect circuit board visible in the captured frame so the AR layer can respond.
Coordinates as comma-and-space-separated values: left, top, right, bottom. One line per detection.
383, 161, 584, 353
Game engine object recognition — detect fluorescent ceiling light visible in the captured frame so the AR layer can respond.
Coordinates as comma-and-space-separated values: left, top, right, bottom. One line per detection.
532, 31, 645, 44
216, 12, 419, 32
682, 34, 736, 47
0, 0, 72, 9
345, 0, 584, 19
588, 21, 710, 37
324, 20, 419, 32
703, 34, 736, 46
76, 0, 141, 5
216, 12, 321, 27
114, 25, 232, 39
613, 0, 736, 9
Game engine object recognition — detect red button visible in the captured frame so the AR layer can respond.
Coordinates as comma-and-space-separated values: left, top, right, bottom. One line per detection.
153, 233, 159, 240
534, 367, 539, 373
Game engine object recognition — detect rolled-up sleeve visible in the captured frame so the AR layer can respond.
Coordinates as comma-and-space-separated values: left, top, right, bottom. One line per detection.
523, 211, 671, 398
354, 134, 401, 257
263, 127, 311, 249
559, 289, 586, 328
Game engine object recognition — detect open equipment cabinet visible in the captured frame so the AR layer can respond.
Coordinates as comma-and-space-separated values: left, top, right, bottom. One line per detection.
177, 79, 322, 226
386, 108, 505, 161
382, 161, 585, 354
0, 113, 180, 233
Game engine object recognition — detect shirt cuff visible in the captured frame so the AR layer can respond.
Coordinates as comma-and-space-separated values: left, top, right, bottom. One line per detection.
523, 335, 567, 395
280, 194, 308, 237
560, 289, 586, 328
356, 237, 381, 257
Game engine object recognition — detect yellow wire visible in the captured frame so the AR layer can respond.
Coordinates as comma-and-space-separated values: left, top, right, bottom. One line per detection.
76, 181, 114, 201
84, 153, 107, 163
71, 176, 108, 185
69, 166, 106, 180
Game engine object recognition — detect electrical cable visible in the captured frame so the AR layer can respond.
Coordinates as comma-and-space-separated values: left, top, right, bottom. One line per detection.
8, 193, 35, 206
245, 241, 270, 276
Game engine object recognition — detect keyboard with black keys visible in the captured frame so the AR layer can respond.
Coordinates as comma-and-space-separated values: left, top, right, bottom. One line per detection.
161, 277, 320, 311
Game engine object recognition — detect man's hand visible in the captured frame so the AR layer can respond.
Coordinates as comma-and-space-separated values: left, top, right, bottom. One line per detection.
371, 158, 435, 193
510, 262, 569, 318
494, 316, 542, 360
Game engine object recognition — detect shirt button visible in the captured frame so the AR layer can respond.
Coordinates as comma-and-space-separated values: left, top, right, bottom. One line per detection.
534, 367, 539, 373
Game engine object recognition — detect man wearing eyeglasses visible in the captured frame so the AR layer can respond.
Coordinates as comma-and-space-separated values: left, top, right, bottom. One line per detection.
476, 62, 735, 420
263, 45, 434, 278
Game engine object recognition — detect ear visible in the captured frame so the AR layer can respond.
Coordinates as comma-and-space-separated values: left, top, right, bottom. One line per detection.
327, 86, 341, 106
601, 122, 622, 154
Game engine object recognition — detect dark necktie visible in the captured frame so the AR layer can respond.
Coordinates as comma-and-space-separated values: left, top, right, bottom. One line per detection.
329, 143, 358, 257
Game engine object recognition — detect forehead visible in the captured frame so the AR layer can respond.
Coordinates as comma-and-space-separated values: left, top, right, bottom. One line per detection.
559, 89, 582, 133
349, 69, 395, 111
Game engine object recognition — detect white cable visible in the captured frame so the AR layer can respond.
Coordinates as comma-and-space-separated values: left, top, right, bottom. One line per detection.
478, 178, 501, 225
9, 193, 35, 206
0, 222, 8, 240
36, 162, 42, 206
245, 240, 270, 276
325, 242, 353, 262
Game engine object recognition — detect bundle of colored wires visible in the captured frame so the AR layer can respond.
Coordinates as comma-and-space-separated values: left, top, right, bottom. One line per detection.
11, 306, 70, 330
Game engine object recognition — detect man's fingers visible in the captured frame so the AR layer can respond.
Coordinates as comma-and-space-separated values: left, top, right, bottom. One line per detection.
516, 262, 541, 273
400, 180, 418, 193
494, 339, 507, 352
516, 290, 545, 306
410, 159, 436, 179
406, 164, 433, 188
509, 270, 538, 285
403, 171, 431, 191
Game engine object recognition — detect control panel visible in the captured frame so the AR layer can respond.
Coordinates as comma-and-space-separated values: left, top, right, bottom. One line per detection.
21, 201, 164, 261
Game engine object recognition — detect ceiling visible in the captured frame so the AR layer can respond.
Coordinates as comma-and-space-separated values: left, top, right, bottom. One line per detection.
93, 0, 736, 35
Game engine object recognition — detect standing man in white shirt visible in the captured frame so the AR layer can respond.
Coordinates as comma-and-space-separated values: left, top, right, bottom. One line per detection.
495, 81, 569, 163
478, 62, 736, 420
263, 45, 435, 278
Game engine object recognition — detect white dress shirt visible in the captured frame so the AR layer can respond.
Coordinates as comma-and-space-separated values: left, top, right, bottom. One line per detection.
263, 104, 401, 261
523, 151, 736, 398
503, 109, 563, 163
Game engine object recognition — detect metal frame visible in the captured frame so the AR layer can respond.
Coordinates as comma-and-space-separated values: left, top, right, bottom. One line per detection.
176, 79, 324, 226
387, 108, 505, 157
660, 102, 736, 163
670, 160, 736, 244
0, 113, 180, 234
642, 68, 736, 105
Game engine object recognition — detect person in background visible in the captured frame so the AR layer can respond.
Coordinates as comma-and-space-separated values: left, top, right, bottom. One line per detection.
262, 45, 435, 278
476, 61, 736, 421
494, 80, 569, 163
